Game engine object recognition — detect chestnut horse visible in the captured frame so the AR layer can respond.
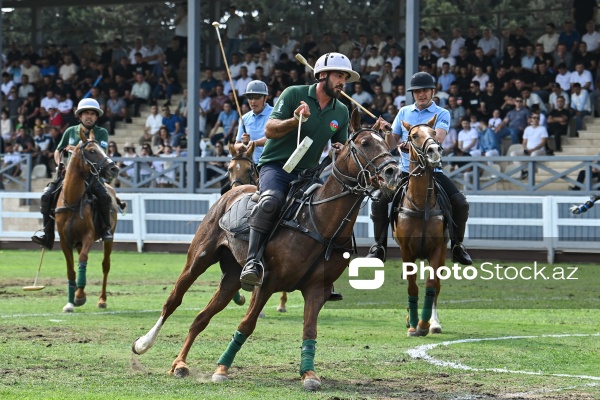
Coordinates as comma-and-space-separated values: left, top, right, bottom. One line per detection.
226, 141, 288, 313
55, 128, 122, 312
132, 115, 401, 391
392, 115, 447, 337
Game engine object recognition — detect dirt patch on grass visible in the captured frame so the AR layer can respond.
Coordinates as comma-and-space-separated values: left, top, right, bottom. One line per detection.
0, 325, 94, 344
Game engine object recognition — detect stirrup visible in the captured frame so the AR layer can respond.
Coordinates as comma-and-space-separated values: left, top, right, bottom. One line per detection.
31, 231, 54, 250
101, 229, 114, 242
366, 244, 386, 262
239, 260, 264, 292
451, 243, 472, 265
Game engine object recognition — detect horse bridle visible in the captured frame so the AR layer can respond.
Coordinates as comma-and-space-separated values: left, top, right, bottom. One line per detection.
331, 128, 398, 196
75, 140, 115, 179
227, 155, 259, 187
405, 124, 440, 177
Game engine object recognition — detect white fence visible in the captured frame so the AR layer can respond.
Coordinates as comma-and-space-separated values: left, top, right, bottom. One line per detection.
1, 192, 599, 263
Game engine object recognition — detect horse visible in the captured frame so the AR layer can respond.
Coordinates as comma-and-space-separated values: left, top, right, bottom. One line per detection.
54, 128, 123, 313
391, 115, 448, 337
132, 111, 401, 391
226, 141, 288, 313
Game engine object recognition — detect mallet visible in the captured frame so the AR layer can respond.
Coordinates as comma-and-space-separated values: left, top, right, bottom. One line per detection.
212, 21, 247, 136
23, 248, 46, 291
295, 53, 378, 119
282, 109, 313, 173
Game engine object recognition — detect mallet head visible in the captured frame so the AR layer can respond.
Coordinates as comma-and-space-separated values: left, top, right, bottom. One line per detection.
212, 22, 220, 27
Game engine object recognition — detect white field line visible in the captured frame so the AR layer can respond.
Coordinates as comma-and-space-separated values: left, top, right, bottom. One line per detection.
407, 333, 600, 381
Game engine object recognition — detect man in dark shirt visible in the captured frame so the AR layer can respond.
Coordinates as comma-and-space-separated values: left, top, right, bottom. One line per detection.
479, 81, 503, 119
547, 95, 571, 152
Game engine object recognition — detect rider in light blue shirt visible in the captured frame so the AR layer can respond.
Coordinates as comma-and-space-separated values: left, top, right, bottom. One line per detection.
366, 72, 472, 266
234, 80, 273, 164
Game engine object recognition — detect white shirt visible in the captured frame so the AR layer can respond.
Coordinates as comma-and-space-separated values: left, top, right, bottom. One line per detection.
450, 37, 465, 58
472, 74, 490, 91
582, 31, 600, 52
436, 56, 456, 69
351, 91, 373, 110
523, 125, 548, 150
129, 47, 149, 64
0, 81, 15, 97
570, 69, 594, 90
555, 71, 572, 92
458, 127, 479, 152
537, 33, 559, 53
41, 96, 59, 112
366, 55, 384, 76
145, 45, 164, 65
58, 98, 74, 114
145, 113, 163, 135
549, 91, 570, 109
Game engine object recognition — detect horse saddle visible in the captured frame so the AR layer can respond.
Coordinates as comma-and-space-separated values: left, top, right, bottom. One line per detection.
218, 181, 325, 243
218, 193, 256, 241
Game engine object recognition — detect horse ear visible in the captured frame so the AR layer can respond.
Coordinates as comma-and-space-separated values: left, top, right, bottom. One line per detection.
228, 142, 236, 156
245, 141, 256, 158
89, 129, 96, 141
402, 120, 412, 132
350, 107, 361, 132
78, 126, 86, 142
427, 114, 438, 128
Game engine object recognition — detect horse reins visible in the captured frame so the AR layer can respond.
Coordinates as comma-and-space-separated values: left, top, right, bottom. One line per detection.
403, 124, 442, 259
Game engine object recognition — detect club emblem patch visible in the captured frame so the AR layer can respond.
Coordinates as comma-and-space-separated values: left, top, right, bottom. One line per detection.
330, 120, 339, 131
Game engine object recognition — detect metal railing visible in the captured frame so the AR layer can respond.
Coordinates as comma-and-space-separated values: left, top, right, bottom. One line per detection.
2, 154, 599, 195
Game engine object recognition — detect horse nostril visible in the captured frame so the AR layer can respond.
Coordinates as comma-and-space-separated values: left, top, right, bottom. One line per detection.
384, 166, 396, 178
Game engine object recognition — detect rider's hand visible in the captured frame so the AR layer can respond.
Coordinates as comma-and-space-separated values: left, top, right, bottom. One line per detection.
294, 101, 310, 121
241, 133, 250, 145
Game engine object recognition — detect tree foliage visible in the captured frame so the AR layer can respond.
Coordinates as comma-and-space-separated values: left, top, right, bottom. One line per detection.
1, 0, 572, 55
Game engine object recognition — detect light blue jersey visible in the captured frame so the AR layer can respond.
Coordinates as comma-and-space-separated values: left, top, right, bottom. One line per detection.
391, 102, 450, 173
236, 103, 273, 164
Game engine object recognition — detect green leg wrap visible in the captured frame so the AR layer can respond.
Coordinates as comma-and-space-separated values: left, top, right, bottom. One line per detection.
68, 280, 76, 304
217, 330, 247, 368
421, 287, 436, 323
299, 339, 316, 376
232, 291, 242, 304
77, 262, 87, 289
408, 295, 419, 328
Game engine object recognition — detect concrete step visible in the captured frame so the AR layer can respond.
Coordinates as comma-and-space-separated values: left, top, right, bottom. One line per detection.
550, 146, 598, 155
561, 137, 600, 146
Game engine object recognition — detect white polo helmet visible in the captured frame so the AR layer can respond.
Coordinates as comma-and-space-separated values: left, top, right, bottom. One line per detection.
314, 52, 360, 83
75, 98, 104, 117
243, 80, 269, 96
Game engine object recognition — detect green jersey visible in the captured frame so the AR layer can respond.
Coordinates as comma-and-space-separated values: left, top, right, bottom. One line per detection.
259, 84, 349, 170
57, 124, 110, 165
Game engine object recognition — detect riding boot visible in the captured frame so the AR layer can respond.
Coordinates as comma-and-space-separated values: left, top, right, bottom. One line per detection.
239, 190, 285, 291
239, 227, 269, 291
450, 192, 472, 265
98, 201, 114, 242
366, 199, 389, 262
31, 213, 55, 250
31, 181, 58, 250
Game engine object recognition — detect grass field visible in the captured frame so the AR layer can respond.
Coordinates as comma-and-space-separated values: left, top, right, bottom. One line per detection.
1, 249, 599, 399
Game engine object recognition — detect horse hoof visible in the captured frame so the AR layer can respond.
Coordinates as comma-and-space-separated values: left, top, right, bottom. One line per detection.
258, 310, 266, 318
97, 301, 107, 309
172, 366, 189, 378
407, 327, 418, 337
212, 373, 229, 383
416, 326, 429, 337
429, 326, 442, 334
74, 297, 86, 307
277, 307, 287, 313
302, 371, 321, 391
63, 303, 74, 313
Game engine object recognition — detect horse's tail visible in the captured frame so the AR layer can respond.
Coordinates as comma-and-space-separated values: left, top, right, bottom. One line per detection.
570, 193, 600, 214
116, 197, 127, 215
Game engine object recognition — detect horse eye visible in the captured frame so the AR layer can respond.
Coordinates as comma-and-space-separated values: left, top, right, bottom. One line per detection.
360, 138, 369, 146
